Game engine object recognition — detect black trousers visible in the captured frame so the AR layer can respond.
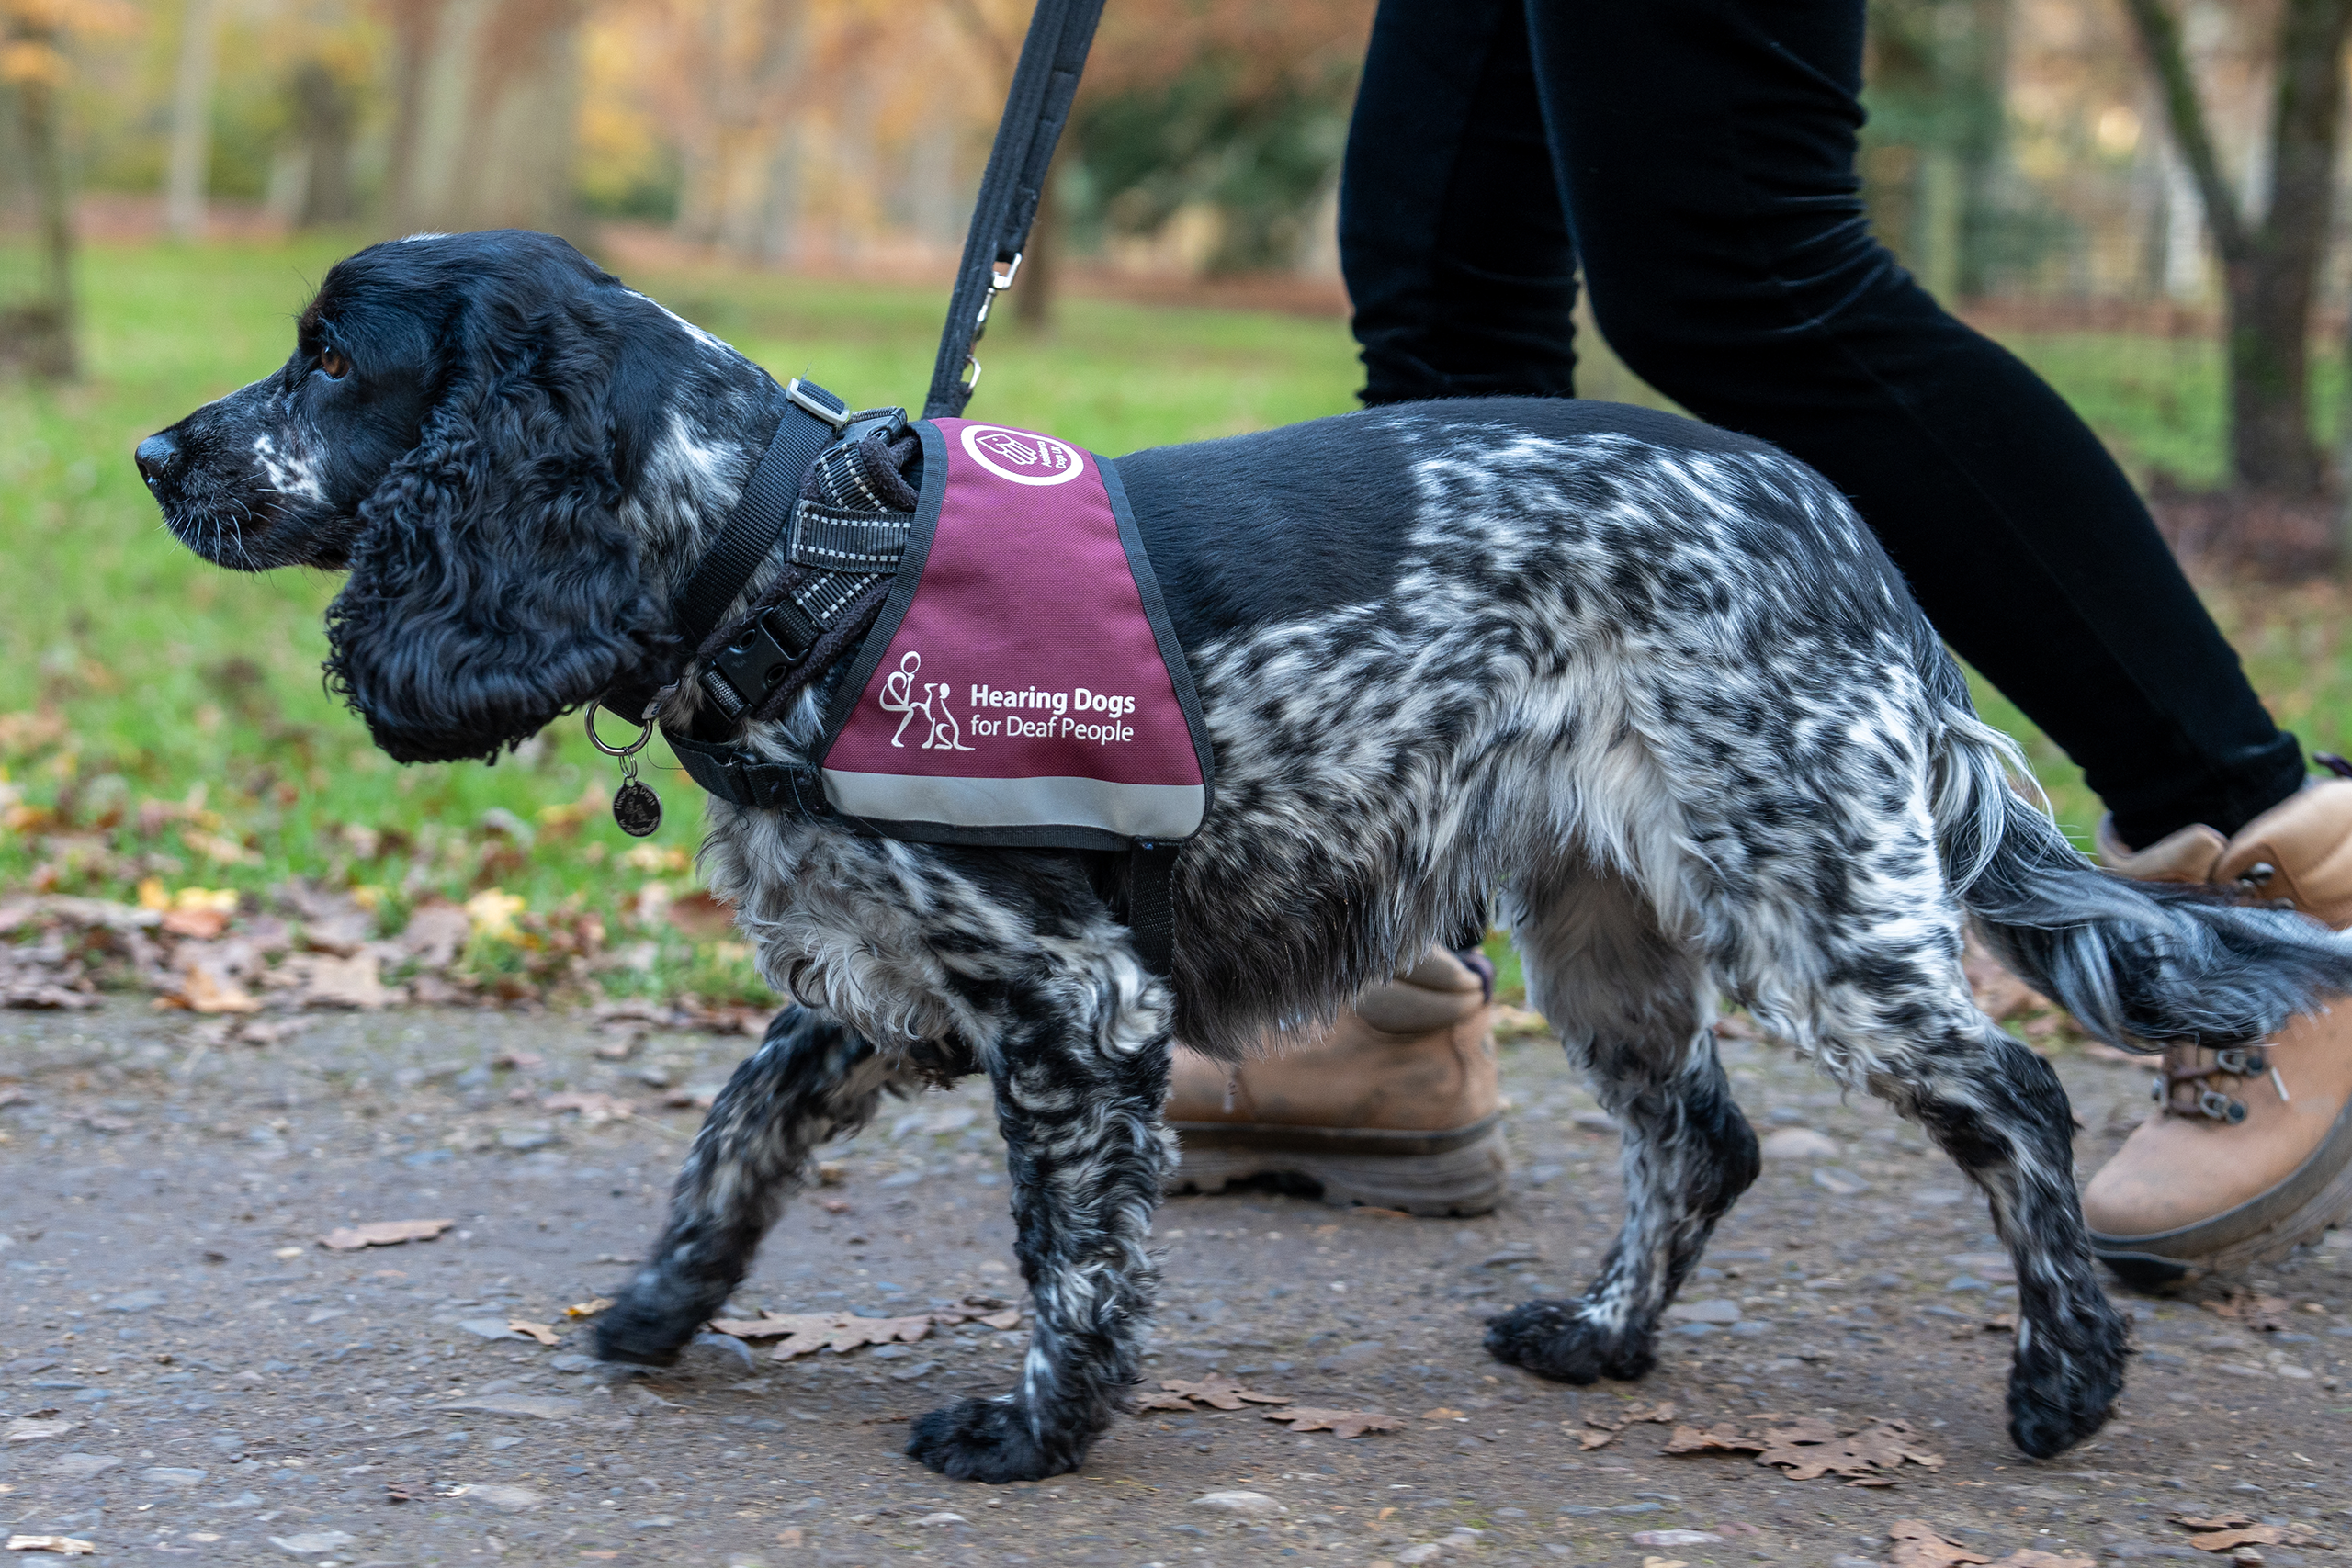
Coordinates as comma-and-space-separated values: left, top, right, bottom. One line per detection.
1339, 0, 2305, 849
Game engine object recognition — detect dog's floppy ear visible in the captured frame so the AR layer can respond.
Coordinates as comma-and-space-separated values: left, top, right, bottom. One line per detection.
323, 294, 672, 764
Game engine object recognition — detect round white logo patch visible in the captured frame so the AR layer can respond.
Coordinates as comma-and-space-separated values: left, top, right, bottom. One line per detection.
960, 423, 1087, 487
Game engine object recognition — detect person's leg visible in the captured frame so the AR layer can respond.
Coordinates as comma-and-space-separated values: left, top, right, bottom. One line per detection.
1340, 0, 1581, 406
1520, 0, 2302, 849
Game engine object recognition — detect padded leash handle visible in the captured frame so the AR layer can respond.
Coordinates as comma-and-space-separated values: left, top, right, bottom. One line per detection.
923, 0, 1106, 421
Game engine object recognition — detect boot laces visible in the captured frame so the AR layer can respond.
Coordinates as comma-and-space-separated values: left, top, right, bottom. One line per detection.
2154, 1043, 2284, 1124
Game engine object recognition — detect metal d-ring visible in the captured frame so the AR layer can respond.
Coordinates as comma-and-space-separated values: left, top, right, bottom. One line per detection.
583, 700, 653, 759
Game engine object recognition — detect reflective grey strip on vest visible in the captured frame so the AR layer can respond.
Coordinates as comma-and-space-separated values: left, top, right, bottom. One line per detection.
820, 771, 1206, 840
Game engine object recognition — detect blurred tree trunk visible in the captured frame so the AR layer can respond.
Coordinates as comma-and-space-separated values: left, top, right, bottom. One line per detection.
382, 0, 446, 231
2124, 0, 2352, 499
1014, 164, 1061, 333
673, 0, 807, 262
164, 0, 220, 239
383, 0, 587, 238
469, 0, 588, 236
2, 6, 75, 377
292, 61, 358, 226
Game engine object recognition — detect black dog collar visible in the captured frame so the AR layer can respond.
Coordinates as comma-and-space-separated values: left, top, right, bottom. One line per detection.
668, 378, 851, 658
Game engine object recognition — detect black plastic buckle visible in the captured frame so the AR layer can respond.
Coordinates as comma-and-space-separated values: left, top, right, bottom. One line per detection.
747, 761, 830, 816
702, 598, 823, 716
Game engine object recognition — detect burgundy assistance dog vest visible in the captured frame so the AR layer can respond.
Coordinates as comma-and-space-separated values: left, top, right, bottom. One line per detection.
811, 418, 1212, 850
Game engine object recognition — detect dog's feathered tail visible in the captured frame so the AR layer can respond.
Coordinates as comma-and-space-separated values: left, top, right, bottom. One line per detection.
1929, 694, 2352, 1050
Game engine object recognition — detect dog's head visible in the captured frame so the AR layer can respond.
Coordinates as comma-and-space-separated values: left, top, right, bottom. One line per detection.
138, 230, 752, 762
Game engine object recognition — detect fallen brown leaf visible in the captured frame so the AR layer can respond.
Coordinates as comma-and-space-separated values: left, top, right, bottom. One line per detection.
2204, 1290, 2292, 1333
1261, 1407, 1402, 1438
1135, 1389, 1194, 1413
1586, 1399, 1677, 1432
177, 964, 261, 1014
2168, 1515, 2253, 1532
1884, 1519, 1991, 1567
1419, 1407, 1466, 1421
318, 1218, 455, 1251
401, 901, 472, 969
2185, 1525, 2326, 1551
752, 1314, 933, 1359
293, 951, 393, 1010
159, 906, 231, 940
1662, 1422, 1768, 1455
507, 1319, 560, 1346
1153, 1373, 1292, 1411
1581, 1397, 1680, 1448
665, 889, 738, 941
564, 1297, 614, 1318
1755, 1417, 1943, 1482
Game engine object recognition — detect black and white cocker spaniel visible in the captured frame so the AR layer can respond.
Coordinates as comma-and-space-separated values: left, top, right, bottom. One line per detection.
138, 230, 2352, 1481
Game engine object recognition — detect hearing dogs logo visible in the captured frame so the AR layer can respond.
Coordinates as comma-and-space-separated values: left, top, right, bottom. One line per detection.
876, 650, 1143, 750
878, 651, 975, 751
961, 424, 1086, 487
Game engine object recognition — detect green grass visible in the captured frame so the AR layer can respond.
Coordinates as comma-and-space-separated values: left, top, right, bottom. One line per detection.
4, 236, 2348, 1004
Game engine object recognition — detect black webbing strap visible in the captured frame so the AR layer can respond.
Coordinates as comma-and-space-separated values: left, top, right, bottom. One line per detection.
922, 0, 1106, 421
667, 381, 848, 660
1129, 840, 1180, 980
664, 727, 832, 818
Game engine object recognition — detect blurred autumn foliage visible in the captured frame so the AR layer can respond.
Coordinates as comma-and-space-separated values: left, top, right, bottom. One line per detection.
5, 0, 1369, 276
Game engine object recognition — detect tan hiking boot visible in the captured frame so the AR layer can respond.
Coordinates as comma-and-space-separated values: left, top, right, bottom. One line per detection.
1163, 946, 1507, 1216
2081, 781, 2352, 1286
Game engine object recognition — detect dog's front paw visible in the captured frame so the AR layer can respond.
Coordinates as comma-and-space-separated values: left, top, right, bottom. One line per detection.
1484, 1297, 1656, 1383
2006, 1303, 2127, 1459
908, 1397, 1083, 1483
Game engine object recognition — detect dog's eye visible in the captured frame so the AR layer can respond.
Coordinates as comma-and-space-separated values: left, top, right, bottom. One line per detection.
318, 348, 350, 379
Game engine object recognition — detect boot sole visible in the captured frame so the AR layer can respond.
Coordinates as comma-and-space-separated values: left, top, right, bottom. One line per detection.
1164, 1117, 1508, 1217
2090, 1091, 2352, 1288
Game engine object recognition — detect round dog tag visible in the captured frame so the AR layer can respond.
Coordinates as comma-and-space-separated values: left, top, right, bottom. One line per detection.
612, 779, 662, 838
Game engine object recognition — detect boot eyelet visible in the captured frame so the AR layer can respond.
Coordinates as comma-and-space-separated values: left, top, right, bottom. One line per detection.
2198, 1088, 2245, 1122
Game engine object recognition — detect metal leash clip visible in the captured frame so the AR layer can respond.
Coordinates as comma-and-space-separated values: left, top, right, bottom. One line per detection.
959, 253, 1024, 396
585, 699, 662, 838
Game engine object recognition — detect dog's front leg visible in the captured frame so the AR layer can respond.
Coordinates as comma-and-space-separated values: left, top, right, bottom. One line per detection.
907, 969, 1174, 1482
597, 1006, 889, 1366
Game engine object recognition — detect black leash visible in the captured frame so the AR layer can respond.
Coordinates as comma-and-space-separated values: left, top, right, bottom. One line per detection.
922, 0, 1107, 421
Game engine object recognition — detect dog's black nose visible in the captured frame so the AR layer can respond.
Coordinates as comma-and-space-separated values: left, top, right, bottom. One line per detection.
134, 432, 179, 491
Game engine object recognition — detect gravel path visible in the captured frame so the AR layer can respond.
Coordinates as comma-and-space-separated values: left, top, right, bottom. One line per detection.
3, 1001, 2349, 1566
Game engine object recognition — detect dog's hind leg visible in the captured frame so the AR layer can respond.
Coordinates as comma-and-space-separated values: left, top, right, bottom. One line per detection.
907, 954, 1173, 1483
1720, 843, 2127, 1459
1856, 1005, 2126, 1458
1485, 866, 1761, 1384
596, 1005, 890, 1366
